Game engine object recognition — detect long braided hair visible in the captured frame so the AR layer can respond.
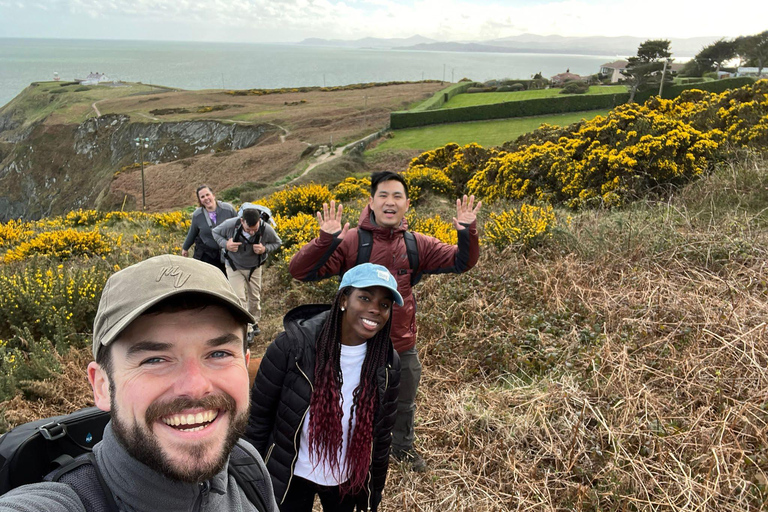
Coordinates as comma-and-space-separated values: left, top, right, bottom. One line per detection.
307, 287, 393, 495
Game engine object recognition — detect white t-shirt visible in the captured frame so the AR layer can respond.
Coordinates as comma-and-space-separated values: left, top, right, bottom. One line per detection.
294, 342, 368, 485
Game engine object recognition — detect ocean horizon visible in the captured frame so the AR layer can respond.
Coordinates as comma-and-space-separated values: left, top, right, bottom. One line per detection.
0, 37, 621, 108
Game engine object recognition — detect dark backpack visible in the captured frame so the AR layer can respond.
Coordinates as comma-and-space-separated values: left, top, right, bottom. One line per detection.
356, 228, 421, 286
225, 218, 269, 276
0, 406, 109, 494
0, 407, 272, 512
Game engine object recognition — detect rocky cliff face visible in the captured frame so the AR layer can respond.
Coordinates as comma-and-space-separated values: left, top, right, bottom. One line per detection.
0, 116, 277, 220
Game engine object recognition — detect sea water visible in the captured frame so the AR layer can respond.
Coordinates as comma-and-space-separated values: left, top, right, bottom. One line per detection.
0, 38, 618, 108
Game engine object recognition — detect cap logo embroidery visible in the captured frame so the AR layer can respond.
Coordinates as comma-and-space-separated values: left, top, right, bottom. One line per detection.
157, 265, 191, 288
376, 269, 390, 282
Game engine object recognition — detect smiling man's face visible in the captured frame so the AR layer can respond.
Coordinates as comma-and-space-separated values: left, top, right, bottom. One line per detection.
88, 305, 250, 483
369, 179, 410, 229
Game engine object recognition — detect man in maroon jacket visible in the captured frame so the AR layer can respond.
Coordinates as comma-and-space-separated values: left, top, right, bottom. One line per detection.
289, 171, 481, 471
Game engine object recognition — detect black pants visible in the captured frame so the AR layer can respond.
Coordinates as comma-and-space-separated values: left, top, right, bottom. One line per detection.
279, 476, 361, 512
196, 249, 226, 275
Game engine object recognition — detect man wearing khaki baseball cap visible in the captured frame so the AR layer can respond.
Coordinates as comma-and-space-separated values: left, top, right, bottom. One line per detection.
0, 255, 277, 512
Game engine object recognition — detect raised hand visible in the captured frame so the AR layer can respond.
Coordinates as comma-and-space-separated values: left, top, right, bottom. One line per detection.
317, 200, 350, 238
453, 194, 482, 230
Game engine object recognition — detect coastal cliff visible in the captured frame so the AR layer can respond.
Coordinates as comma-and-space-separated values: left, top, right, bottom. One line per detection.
0, 113, 277, 220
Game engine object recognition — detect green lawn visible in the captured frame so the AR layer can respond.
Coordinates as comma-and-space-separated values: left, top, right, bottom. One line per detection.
443, 85, 627, 108
372, 109, 611, 152
8, 81, 166, 126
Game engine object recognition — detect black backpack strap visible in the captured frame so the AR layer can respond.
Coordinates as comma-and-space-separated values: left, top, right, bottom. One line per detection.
225, 220, 245, 271
47, 453, 119, 512
356, 228, 373, 266
228, 443, 272, 512
355, 228, 421, 285
403, 231, 421, 286
253, 222, 268, 271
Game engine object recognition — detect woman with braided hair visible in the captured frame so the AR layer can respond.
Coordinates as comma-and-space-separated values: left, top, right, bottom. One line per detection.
246, 263, 402, 511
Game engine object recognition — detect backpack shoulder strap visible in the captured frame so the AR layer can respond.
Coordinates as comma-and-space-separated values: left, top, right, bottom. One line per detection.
403, 230, 421, 286
228, 443, 272, 512
355, 228, 421, 285
356, 227, 373, 266
47, 453, 119, 512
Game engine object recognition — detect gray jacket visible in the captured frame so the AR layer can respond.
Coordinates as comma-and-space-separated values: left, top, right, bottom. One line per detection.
212, 217, 282, 270
182, 201, 237, 258
0, 423, 277, 512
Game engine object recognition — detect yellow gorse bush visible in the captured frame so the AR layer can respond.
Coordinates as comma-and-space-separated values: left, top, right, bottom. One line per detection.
274, 212, 320, 263
408, 142, 499, 193
64, 209, 104, 226
0, 262, 109, 344
467, 103, 722, 208
0, 220, 34, 247
406, 80, 768, 209
332, 177, 370, 202
402, 165, 454, 203
3, 228, 120, 263
151, 211, 190, 231
405, 212, 457, 245
483, 204, 557, 250
263, 184, 333, 217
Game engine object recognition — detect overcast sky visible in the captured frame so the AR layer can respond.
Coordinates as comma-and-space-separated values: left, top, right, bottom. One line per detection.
0, 0, 765, 43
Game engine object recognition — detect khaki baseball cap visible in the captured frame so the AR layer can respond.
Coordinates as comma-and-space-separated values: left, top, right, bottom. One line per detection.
92, 254, 254, 359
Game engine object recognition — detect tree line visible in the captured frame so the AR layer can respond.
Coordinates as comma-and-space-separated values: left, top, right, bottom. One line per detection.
620, 31, 768, 102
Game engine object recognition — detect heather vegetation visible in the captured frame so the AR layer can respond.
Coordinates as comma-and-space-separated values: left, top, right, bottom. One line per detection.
1, 81, 767, 510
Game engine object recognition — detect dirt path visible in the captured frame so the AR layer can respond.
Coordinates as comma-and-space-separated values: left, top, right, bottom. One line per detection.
136, 112, 160, 121
91, 100, 102, 117
289, 133, 375, 183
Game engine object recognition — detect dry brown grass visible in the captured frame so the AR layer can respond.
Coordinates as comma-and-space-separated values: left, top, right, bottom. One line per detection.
376, 181, 768, 510
102, 83, 444, 211
1, 347, 93, 428
2, 154, 767, 511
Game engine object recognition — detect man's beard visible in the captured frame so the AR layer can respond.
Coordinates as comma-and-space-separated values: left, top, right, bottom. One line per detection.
111, 392, 249, 483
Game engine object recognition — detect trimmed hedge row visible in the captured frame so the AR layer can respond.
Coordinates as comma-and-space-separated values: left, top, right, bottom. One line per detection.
410, 82, 476, 112
390, 92, 628, 129
635, 76, 755, 102
390, 77, 757, 129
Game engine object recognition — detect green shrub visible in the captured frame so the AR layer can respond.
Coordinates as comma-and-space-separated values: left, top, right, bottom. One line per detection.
560, 81, 589, 94
0, 329, 61, 402
391, 77, 756, 129
635, 76, 754, 103
0, 260, 110, 347
409, 82, 475, 112
391, 93, 629, 129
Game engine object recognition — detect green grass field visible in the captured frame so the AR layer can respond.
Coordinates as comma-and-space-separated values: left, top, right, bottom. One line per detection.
372, 109, 611, 152
443, 85, 627, 108
7, 81, 169, 126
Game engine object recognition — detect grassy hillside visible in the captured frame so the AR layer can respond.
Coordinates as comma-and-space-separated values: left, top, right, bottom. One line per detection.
372, 109, 611, 151
1, 80, 767, 510
1, 151, 766, 510
0, 81, 446, 216
444, 85, 627, 108
1, 81, 170, 128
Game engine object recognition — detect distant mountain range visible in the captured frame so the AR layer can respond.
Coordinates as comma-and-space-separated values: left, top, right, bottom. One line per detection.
298, 34, 720, 58
298, 35, 435, 49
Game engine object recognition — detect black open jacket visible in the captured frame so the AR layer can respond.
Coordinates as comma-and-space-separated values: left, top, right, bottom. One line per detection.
245, 304, 400, 511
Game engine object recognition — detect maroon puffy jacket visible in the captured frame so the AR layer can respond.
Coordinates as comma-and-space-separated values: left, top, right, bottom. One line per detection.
288, 205, 479, 353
